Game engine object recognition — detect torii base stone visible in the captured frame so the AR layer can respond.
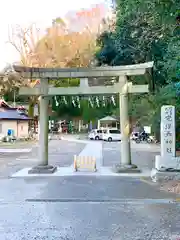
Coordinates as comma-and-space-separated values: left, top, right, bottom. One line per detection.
28, 165, 57, 174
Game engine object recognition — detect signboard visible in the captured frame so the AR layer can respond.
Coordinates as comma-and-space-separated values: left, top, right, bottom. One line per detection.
161, 105, 176, 157
7, 129, 14, 136
144, 126, 151, 134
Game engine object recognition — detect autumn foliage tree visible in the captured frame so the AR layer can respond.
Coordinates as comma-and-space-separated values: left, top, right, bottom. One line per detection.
30, 4, 110, 68
0, 64, 24, 95
8, 4, 112, 116
7, 23, 44, 116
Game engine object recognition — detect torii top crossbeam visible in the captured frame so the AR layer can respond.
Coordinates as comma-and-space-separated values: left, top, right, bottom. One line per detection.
13, 62, 153, 79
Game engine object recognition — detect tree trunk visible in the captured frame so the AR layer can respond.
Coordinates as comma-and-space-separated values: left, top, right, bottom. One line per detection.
38, 102, 40, 115
28, 97, 35, 133
28, 97, 35, 117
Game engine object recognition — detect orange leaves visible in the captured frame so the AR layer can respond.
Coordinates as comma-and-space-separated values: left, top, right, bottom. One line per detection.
35, 30, 96, 68
76, 4, 103, 18
8, 4, 111, 69
40, 5, 108, 68
32, 10, 100, 68
68, 3, 107, 34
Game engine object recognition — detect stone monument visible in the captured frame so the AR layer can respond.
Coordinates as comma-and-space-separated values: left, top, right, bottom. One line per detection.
151, 105, 180, 182
160, 105, 176, 158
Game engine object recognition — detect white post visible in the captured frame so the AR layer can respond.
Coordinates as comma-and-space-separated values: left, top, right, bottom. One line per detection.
59, 121, 62, 133
161, 105, 176, 157
37, 121, 40, 140
119, 76, 131, 166
78, 120, 81, 132
97, 120, 100, 129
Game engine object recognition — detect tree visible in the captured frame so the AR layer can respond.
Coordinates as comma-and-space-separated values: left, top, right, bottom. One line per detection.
96, 0, 178, 84
33, 4, 109, 68
95, 0, 180, 142
7, 4, 115, 119
8, 23, 43, 67
26, 3, 113, 69
7, 24, 44, 116
0, 64, 24, 95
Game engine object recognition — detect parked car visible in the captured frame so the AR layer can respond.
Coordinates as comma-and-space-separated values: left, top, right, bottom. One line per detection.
102, 129, 121, 141
88, 129, 105, 140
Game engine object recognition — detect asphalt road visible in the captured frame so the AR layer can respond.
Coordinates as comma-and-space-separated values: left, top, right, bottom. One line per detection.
0, 139, 179, 239
0, 176, 179, 239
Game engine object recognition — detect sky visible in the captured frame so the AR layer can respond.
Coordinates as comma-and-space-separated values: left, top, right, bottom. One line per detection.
0, 0, 108, 70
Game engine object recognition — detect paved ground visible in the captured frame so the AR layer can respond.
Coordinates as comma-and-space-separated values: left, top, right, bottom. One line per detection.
0, 139, 159, 178
0, 140, 38, 149
0, 139, 180, 239
102, 141, 159, 169
0, 140, 85, 178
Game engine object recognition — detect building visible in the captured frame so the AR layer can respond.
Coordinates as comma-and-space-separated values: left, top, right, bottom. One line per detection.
98, 116, 119, 129
0, 99, 31, 138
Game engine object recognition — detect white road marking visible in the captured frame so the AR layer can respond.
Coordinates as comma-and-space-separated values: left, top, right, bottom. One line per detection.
0, 149, 32, 153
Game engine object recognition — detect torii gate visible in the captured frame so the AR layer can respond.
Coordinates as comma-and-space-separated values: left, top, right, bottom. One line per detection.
13, 62, 153, 174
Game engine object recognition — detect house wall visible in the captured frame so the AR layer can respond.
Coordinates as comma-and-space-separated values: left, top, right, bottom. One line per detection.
0, 120, 29, 138
0, 120, 17, 136
17, 121, 29, 138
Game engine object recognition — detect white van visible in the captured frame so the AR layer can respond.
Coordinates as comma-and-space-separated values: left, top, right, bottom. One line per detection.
88, 129, 105, 140
102, 129, 121, 141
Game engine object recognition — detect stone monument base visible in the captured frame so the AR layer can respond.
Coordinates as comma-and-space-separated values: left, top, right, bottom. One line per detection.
28, 165, 57, 174
151, 168, 180, 183
155, 155, 180, 171
113, 164, 141, 173
151, 155, 180, 182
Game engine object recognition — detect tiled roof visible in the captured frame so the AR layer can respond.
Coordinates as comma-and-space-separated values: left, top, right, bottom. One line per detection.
0, 99, 11, 108
8, 103, 38, 116
0, 110, 31, 120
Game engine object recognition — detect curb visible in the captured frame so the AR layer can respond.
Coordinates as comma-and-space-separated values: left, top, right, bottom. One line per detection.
140, 177, 159, 186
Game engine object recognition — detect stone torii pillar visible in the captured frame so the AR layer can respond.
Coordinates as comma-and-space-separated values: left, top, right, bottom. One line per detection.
116, 76, 140, 172
28, 78, 57, 174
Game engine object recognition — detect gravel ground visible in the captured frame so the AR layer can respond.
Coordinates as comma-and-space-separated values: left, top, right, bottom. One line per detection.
160, 181, 180, 195
0, 140, 86, 178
